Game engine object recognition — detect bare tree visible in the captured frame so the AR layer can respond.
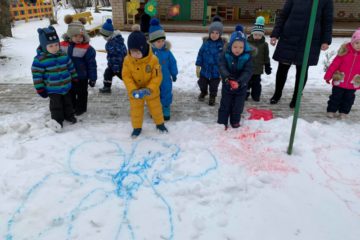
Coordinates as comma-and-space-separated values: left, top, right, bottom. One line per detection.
0, 0, 12, 37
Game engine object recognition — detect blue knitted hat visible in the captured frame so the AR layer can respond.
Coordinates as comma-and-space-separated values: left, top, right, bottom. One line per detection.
149, 18, 165, 42
128, 30, 149, 57
100, 19, 114, 37
251, 16, 265, 35
37, 26, 59, 52
229, 24, 246, 47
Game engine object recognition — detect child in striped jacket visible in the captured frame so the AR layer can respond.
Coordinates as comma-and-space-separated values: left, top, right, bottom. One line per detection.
32, 26, 78, 128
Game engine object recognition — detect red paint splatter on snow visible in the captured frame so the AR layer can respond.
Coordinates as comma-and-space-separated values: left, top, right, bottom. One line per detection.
315, 147, 360, 217
215, 126, 297, 176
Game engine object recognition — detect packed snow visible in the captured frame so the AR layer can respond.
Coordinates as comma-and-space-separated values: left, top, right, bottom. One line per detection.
0, 8, 359, 240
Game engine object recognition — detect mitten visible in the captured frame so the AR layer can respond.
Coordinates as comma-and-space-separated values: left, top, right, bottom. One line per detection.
352, 75, 360, 87
265, 63, 272, 75
88, 80, 96, 87
172, 76, 177, 82
39, 91, 48, 98
196, 66, 201, 78
132, 88, 151, 99
228, 80, 239, 90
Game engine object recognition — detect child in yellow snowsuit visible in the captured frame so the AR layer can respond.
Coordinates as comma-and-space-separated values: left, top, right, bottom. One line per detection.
122, 29, 168, 138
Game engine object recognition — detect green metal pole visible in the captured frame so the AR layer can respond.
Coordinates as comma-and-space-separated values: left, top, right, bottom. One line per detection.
287, 0, 319, 155
202, 0, 208, 26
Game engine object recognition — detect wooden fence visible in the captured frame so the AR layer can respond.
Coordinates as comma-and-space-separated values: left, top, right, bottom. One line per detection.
10, 2, 53, 22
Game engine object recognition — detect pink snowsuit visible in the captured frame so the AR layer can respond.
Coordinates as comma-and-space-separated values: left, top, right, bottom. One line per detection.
324, 43, 360, 90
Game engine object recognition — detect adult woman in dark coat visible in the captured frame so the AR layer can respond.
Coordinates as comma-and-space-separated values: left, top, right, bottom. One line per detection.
270, 0, 333, 108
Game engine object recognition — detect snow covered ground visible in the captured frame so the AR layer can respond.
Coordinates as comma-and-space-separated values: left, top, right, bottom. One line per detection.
1, 8, 360, 240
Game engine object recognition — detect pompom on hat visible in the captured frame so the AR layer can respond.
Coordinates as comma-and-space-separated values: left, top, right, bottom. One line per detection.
251, 16, 265, 35
100, 18, 115, 37
63, 15, 88, 39
149, 18, 166, 43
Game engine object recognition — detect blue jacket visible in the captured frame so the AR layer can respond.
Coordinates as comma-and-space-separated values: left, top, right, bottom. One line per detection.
106, 31, 127, 75
60, 36, 97, 81
219, 42, 253, 91
152, 41, 178, 106
195, 37, 226, 79
31, 47, 77, 95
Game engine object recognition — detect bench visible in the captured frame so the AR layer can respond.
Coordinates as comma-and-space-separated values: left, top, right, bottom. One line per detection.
72, 11, 93, 25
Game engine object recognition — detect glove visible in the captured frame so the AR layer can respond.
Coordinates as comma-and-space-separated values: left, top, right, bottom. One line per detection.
132, 88, 151, 99
265, 63, 272, 75
228, 80, 239, 90
88, 80, 96, 87
39, 90, 48, 98
172, 76, 177, 82
196, 66, 201, 78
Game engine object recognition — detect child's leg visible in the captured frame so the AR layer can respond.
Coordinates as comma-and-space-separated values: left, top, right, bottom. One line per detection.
197, 77, 209, 100
250, 74, 261, 101
246, 77, 252, 100
230, 89, 247, 126
217, 88, 233, 126
147, 97, 165, 125
129, 99, 145, 129
100, 67, 114, 93
70, 82, 78, 110
63, 92, 76, 123
209, 78, 221, 105
162, 105, 171, 120
49, 94, 64, 125
338, 88, 356, 114
76, 79, 89, 114
327, 86, 344, 113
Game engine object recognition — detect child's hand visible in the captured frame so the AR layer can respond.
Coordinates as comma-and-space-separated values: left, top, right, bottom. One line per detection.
39, 91, 48, 98
172, 76, 177, 82
196, 66, 201, 78
132, 88, 151, 99
228, 80, 239, 90
88, 80, 96, 87
265, 63, 272, 75
325, 79, 331, 84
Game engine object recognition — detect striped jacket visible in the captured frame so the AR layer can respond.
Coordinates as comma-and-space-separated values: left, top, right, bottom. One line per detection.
60, 38, 97, 81
31, 47, 77, 95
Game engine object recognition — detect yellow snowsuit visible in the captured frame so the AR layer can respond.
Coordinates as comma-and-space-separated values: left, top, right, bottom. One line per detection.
122, 47, 164, 129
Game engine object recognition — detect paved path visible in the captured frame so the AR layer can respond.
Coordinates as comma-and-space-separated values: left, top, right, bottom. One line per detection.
0, 84, 359, 124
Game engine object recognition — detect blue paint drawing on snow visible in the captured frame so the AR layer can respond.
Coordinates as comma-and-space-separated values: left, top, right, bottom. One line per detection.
6, 138, 218, 240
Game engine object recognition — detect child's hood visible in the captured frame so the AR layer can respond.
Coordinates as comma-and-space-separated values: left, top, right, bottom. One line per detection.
337, 42, 357, 56
109, 30, 124, 42
202, 36, 228, 45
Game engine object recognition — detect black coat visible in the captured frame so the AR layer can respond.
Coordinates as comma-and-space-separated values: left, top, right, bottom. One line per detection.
271, 0, 333, 66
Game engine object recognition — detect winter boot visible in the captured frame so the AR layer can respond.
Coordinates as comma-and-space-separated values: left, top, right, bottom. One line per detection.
198, 92, 207, 102
131, 128, 142, 138
99, 86, 111, 93
209, 96, 216, 106
65, 116, 77, 124
156, 123, 168, 133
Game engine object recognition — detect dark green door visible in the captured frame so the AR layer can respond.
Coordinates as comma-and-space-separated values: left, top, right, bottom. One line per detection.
172, 0, 191, 21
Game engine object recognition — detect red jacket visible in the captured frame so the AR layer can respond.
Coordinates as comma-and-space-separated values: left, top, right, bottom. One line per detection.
324, 43, 360, 90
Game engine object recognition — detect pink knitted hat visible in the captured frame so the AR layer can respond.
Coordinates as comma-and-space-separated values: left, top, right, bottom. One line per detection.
351, 28, 360, 44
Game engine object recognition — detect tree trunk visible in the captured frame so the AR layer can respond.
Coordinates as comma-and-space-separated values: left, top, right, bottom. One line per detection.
0, 0, 13, 37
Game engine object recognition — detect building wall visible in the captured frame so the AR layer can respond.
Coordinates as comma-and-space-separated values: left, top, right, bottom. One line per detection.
207, 0, 360, 21
111, 0, 125, 30
191, 0, 204, 20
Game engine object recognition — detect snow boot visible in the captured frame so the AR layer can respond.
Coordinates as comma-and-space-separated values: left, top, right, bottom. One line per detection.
131, 128, 142, 138
99, 86, 111, 93
156, 124, 168, 133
